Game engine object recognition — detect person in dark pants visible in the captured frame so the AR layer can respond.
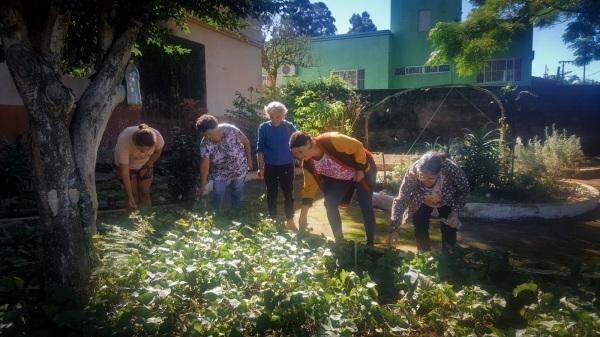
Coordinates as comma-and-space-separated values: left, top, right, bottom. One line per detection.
256, 102, 297, 230
388, 151, 470, 254
289, 131, 377, 246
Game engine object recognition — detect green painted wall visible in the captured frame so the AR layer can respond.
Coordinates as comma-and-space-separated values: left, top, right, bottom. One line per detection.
295, 31, 392, 89
293, 0, 534, 89
456, 27, 534, 86
389, 0, 461, 88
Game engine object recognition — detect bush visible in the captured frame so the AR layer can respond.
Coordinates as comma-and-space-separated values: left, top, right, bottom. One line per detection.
280, 76, 366, 137
514, 125, 584, 182
225, 88, 266, 150
454, 125, 506, 191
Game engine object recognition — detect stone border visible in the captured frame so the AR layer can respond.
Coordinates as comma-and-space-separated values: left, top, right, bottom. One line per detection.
372, 182, 599, 220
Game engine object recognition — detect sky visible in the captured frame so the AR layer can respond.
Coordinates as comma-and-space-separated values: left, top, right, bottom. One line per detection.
317, 0, 600, 81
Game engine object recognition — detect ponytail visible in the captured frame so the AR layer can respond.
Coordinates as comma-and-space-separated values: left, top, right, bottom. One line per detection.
133, 124, 155, 147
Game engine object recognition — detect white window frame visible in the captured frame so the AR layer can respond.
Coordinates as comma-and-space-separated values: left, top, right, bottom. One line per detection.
331, 69, 365, 89
477, 58, 522, 83
397, 64, 451, 76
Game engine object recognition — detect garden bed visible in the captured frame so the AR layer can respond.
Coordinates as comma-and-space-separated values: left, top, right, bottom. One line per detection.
2, 208, 599, 336
373, 181, 599, 220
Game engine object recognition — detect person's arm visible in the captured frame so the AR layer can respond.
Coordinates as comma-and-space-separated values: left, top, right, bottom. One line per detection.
257, 152, 265, 178
330, 134, 368, 181
390, 166, 418, 230
119, 164, 137, 210
197, 157, 210, 196
448, 160, 470, 215
330, 134, 368, 169
239, 132, 253, 171
145, 147, 163, 168
256, 124, 265, 178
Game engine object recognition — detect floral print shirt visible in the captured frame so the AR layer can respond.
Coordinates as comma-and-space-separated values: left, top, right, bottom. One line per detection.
200, 124, 247, 180
391, 159, 470, 229
313, 152, 355, 181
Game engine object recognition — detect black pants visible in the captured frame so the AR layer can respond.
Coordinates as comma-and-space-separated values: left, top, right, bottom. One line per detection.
412, 204, 456, 252
321, 167, 377, 246
264, 163, 295, 220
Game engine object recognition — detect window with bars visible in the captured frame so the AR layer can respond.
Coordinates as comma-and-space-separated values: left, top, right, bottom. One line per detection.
332, 69, 365, 89
395, 64, 450, 76
477, 58, 522, 83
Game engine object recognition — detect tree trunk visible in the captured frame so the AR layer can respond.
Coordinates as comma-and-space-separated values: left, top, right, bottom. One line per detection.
71, 26, 139, 238
5, 43, 90, 297
267, 70, 277, 87
2, 8, 139, 297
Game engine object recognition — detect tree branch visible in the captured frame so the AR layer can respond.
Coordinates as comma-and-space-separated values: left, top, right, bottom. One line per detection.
41, 2, 71, 71
0, 3, 32, 49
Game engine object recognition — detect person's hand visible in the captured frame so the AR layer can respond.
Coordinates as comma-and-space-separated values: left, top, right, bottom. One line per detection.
127, 197, 137, 211
387, 230, 400, 246
257, 168, 264, 179
299, 213, 308, 231
353, 170, 365, 182
196, 184, 205, 197
247, 160, 253, 171
445, 211, 462, 229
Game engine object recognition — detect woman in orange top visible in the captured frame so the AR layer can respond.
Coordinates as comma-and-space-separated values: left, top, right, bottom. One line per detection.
290, 131, 377, 246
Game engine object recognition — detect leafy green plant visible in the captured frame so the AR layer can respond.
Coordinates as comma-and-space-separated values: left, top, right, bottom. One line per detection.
454, 124, 505, 191
225, 88, 267, 157
515, 125, 584, 182
279, 75, 365, 137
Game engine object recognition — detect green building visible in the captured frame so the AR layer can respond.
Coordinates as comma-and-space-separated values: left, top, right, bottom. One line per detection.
292, 0, 534, 89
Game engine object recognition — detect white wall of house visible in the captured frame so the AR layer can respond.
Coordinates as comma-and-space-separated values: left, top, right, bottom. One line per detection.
1, 18, 263, 119
171, 19, 263, 118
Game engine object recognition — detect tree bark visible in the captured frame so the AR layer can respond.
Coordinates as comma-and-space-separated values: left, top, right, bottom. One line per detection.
71, 25, 139, 238
4, 42, 90, 298
1, 6, 138, 298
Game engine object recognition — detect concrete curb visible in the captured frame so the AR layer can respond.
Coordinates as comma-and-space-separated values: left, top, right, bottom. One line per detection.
373, 182, 599, 220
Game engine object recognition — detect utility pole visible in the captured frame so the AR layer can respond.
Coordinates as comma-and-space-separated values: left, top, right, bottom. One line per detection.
559, 60, 574, 80
583, 64, 586, 83
544, 64, 548, 78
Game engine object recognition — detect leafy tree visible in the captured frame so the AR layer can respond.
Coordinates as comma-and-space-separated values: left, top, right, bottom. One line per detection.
348, 11, 377, 33
262, 19, 311, 87
279, 0, 337, 36
0, 0, 277, 299
428, 0, 600, 76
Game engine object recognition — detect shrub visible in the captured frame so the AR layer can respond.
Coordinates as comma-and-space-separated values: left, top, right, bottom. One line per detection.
225, 88, 265, 145
514, 125, 584, 182
454, 125, 506, 191
280, 76, 366, 137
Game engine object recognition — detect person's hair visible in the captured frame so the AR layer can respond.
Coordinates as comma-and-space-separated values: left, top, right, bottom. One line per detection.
264, 101, 288, 118
289, 131, 312, 149
417, 151, 448, 175
133, 124, 155, 147
195, 114, 219, 134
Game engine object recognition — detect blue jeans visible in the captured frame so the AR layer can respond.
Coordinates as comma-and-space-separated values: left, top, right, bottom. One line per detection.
212, 176, 246, 212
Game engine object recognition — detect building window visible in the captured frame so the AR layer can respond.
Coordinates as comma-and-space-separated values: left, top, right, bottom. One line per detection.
477, 58, 522, 83
418, 10, 432, 32
395, 64, 450, 76
332, 69, 365, 89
